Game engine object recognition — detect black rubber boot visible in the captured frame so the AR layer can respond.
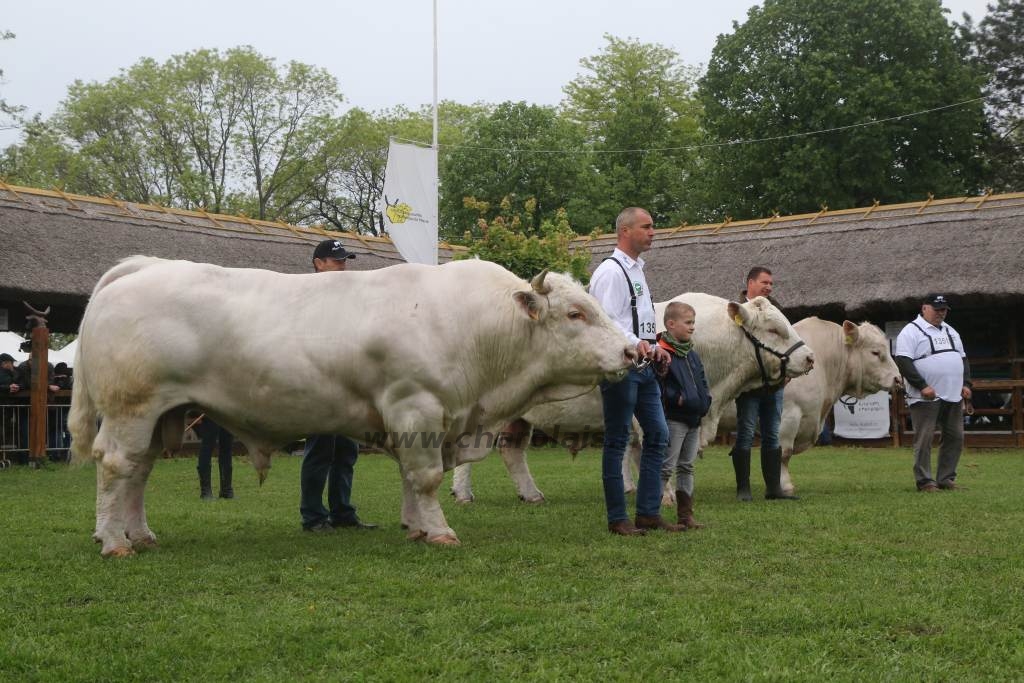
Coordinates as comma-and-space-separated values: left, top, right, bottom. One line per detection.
762, 447, 799, 500
730, 447, 752, 501
218, 457, 234, 499
198, 466, 214, 501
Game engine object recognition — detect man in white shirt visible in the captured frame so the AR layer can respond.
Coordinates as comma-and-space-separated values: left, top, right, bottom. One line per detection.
589, 207, 684, 535
894, 294, 973, 492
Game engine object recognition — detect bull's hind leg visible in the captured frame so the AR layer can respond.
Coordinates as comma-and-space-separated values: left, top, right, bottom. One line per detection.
92, 419, 159, 557
124, 448, 159, 549
498, 419, 545, 503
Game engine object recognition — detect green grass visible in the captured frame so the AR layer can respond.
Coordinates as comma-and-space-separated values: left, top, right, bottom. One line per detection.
1, 445, 1023, 682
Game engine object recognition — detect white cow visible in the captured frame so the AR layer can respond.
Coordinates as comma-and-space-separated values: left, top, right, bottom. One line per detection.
451, 294, 815, 503
716, 318, 901, 495
69, 256, 635, 556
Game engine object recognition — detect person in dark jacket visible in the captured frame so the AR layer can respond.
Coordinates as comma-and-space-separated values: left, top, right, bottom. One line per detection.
656, 302, 712, 529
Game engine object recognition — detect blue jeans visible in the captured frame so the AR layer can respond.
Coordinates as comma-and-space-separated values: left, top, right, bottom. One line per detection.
734, 388, 784, 451
300, 434, 359, 528
600, 366, 669, 524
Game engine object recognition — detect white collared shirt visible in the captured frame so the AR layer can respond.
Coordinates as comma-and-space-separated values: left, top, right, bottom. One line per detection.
894, 314, 966, 404
588, 247, 657, 347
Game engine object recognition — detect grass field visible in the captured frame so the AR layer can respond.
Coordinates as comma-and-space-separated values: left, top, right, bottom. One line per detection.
1, 445, 1023, 682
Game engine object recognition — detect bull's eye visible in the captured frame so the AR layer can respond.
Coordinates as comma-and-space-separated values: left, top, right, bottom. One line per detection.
872, 350, 881, 357
568, 310, 587, 322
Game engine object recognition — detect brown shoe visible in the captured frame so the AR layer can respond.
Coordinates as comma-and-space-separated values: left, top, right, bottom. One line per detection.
918, 483, 939, 492
608, 520, 647, 536
938, 482, 965, 491
676, 491, 705, 530
635, 514, 687, 532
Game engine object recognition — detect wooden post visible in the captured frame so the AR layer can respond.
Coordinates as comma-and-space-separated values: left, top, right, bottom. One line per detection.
29, 326, 49, 462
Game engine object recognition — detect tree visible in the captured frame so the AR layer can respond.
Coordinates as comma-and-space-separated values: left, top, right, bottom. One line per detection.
456, 198, 592, 284
562, 35, 703, 227
1, 29, 25, 131
958, 0, 1024, 191
439, 101, 594, 239
695, 0, 988, 221
231, 56, 343, 220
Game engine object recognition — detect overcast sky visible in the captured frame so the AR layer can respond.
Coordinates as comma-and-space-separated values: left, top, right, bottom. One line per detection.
0, 0, 993, 148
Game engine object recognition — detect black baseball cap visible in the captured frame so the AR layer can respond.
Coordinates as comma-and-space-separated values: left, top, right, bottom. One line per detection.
923, 293, 951, 309
313, 239, 357, 261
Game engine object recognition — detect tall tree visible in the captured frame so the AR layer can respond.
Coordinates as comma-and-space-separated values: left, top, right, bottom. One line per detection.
562, 35, 702, 228
696, 0, 988, 221
958, 0, 1024, 192
1, 29, 26, 131
231, 56, 343, 220
439, 101, 594, 239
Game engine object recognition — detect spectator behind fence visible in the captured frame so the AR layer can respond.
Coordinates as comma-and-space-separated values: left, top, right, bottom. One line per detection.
54, 362, 73, 390
0, 353, 19, 394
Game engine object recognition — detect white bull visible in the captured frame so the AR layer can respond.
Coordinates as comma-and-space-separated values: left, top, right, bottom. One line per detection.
69, 256, 634, 556
451, 294, 815, 503
716, 318, 901, 495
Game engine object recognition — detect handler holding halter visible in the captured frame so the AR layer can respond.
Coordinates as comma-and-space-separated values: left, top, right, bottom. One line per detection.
589, 207, 684, 535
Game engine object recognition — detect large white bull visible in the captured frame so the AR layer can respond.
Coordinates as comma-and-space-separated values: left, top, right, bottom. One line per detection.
716, 318, 901, 495
69, 257, 635, 556
450, 294, 815, 502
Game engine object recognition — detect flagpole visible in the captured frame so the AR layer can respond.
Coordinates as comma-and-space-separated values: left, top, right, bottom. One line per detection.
432, 0, 440, 263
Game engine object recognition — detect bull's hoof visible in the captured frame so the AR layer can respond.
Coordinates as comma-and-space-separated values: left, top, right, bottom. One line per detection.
102, 546, 136, 558
782, 486, 797, 497
131, 536, 159, 550
519, 493, 546, 505
406, 529, 428, 542
624, 486, 637, 495
661, 492, 676, 507
450, 490, 474, 504
426, 534, 461, 546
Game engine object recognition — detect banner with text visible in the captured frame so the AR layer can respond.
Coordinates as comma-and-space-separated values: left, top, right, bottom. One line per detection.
381, 140, 438, 265
833, 391, 892, 439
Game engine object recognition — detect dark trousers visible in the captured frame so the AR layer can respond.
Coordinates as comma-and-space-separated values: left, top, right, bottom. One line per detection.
196, 418, 233, 484
300, 434, 359, 528
909, 400, 963, 488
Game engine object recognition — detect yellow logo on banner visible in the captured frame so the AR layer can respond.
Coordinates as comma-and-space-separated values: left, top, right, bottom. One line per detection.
385, 195, 413, 224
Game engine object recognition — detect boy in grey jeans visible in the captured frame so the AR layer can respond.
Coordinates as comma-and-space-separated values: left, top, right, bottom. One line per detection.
655, 302, 712, 529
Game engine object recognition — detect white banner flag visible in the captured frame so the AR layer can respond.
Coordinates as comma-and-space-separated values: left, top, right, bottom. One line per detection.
832, 391, 892, 439
381, 140, 438, 265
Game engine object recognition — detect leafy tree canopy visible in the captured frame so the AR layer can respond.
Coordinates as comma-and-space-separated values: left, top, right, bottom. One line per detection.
455, 196, 592, 284
696, 0, 988, 220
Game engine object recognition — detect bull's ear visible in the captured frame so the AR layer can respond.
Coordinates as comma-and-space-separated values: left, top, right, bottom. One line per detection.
514, 291, 545, 321
842, 320, 859, 345
727, 301, 749, 327
531, 269, 552, 295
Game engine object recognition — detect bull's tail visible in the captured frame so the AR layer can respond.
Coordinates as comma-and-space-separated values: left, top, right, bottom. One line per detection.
68, 341, 98, 465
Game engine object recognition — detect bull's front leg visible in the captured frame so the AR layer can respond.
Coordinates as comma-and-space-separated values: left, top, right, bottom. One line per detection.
400, 451, 458, 545
450, 463, 475, 503
780, 449, 796, 496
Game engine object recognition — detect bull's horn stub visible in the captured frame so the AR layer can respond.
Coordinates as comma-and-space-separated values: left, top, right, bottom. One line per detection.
531, 269, 552, 295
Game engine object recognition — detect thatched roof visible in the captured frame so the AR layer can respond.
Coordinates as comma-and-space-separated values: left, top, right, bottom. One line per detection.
0, 183, 463, 330
576, 193, 1024, 320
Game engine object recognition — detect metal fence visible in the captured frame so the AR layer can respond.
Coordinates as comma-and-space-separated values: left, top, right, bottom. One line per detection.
0, 402, 71, 467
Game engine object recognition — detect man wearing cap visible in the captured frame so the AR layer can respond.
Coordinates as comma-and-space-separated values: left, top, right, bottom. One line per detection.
300, 239, 377, 531
894, 294, 973, 492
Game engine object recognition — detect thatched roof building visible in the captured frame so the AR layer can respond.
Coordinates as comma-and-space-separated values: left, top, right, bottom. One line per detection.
576, 192, 1024, 322
0, 182, 463, 332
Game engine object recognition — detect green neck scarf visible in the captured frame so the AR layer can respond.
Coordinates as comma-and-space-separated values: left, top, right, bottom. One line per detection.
661, 331, 693, 357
